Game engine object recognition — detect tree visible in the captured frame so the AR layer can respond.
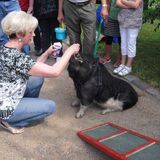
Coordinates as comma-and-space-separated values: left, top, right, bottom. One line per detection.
143, 0, 160, 31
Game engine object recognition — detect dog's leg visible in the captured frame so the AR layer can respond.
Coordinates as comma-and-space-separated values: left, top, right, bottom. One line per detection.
100, 98, 123, 115
101, 108, 122, 115
71, 98, 80, 107
76, 105, 88, 118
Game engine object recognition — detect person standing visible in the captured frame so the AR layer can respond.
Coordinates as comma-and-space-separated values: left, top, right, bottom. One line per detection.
113, 0, 143, 76
19, 0, 34, 55
33, 0, 62, 55
0, 0, 20, 45
19, 0, 33, 13
59, 0, 96, 57
100, 0, 121, 67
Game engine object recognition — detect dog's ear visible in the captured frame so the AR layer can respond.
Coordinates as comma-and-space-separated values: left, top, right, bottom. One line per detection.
69, 53, 83, 65
82, 55, 99, 64
74, 53, 83, 63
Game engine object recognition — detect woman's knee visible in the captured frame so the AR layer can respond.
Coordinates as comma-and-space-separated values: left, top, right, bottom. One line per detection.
25, 76, 44, 97
45, 100, 56, 115
30, 76, 44, 88
26, 76, 44, 93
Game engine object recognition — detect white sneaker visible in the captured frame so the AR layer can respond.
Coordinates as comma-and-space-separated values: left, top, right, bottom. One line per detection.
113, 64, 125, 74
118, 66, 131, 76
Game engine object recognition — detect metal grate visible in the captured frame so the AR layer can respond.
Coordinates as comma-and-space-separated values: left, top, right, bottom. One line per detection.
101, 132, 148, 153
78, 122, 160, 160
84, 125, 120, 140
128, 143, 160, 160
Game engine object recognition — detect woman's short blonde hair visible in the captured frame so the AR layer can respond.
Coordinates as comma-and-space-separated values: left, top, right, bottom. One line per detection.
1, 11, 38, 36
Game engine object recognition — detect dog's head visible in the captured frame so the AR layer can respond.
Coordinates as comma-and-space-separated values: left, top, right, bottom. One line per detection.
68, 54, 98, 82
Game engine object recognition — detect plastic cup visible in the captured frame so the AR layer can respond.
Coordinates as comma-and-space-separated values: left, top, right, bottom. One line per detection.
52, 42, 62, 58
54, 27, 67, 40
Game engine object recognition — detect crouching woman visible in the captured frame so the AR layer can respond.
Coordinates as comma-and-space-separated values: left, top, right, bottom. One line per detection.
0, 11, 80, 134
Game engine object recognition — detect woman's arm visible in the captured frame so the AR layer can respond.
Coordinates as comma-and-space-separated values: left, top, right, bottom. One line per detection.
36, 45, 54, 63
28, 44, 80, 77
121, 0, 142, 9
101, 0, 110, 19
101, 0, 110, 26
58, 0, 64, 23
116, 0, 129, 8
27, 0, 34, 14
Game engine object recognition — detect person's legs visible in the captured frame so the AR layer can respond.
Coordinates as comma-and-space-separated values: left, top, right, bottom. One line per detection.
80, 2, 96, 56
99, 35, 112, 64
21, 44, 30, 55
6, 98, 56, 127
50, 18, 59, 43
0, 1, 20, 45
117, 28, 140, 76
119, 26, 127, 64
34, 26, 42, 56
126, 28, 140, 67
104, 35, 113, 58
0, 3, 7, 45
39, 19, 51, 52
113, 37, 122, 67
24, 76, 44, 98
63, 0, 82, 50
113, 26, 127, 74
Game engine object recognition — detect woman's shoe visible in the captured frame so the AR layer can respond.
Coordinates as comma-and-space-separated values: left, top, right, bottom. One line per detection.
118, 66, 132, 76
113, 64, 124, 74
0, 120, 24, 134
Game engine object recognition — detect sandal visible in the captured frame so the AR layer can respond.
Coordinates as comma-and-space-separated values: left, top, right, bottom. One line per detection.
99, 36, 105, 43
0, 120, 24, 134
99, 56, 111, 64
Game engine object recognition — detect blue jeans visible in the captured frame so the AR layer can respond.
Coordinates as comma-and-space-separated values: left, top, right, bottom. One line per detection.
0, 0, 20, 45
22, 45, 30, 55
6, 76, 56, 127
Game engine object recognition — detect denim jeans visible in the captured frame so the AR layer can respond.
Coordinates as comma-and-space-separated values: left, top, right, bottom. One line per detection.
22, 45, 30, 55
0, 0, 20, 45
6, 76, 56, 127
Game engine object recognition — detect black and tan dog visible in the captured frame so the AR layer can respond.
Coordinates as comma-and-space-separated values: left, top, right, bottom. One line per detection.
67, 54, 138, 118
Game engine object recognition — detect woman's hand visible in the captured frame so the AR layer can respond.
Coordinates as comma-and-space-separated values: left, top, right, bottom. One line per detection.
101, 6, 109, 20
37, 45, 54, 63
46, 45, 55, 56
65, 43, 80, 56
27, 7, 33, 14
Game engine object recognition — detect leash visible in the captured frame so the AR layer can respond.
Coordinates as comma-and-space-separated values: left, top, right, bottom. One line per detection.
93, 18, 103, 59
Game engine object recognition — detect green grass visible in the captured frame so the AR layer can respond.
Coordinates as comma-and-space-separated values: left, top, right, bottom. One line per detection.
97, 23, 160, 89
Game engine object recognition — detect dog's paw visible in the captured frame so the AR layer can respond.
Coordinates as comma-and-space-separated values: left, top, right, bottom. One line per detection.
75, 111, 84, 118
101, 109, 111, 115
71, 99, 80, 107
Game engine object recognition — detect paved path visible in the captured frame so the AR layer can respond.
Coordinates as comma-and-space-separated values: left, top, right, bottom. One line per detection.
0, 46, 160, 160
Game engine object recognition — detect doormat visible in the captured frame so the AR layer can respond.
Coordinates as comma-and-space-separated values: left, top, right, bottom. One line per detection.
77, 122, 160, 160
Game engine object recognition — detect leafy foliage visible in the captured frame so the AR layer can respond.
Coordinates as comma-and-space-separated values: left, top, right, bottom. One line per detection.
143, 0, 160, 31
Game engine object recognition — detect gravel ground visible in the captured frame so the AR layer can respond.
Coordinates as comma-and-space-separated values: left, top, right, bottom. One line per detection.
0, 46, 160, 160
